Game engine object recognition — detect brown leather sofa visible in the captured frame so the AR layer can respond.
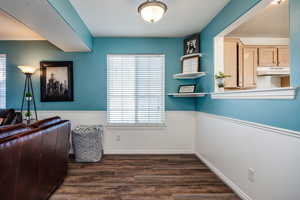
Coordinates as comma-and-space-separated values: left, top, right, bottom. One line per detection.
0, 116, 71, 200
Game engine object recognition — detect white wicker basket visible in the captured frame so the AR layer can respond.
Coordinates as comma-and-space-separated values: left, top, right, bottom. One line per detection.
72, 125, 103, 162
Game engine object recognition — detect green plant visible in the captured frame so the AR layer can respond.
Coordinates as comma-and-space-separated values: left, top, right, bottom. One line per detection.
219, 84, 225, 88
25, 93, 32, 98
215, 72, 231, 79
25, 112, 32, 117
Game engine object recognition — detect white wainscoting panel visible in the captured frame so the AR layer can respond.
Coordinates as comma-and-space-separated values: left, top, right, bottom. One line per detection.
37, 111, 196, 154
195, 112, 300, 200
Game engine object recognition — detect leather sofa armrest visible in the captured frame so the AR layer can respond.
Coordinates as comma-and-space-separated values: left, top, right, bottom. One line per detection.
30, 116, 62, 129
0, 128, 39, 143
0, 123, 31, 139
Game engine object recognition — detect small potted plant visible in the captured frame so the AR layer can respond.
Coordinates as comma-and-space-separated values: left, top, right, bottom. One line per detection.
25, 93, 32, 101
25, 111, 32, 121
215, 72, 231, 92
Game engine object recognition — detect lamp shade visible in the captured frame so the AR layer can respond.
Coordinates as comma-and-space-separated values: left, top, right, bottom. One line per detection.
18, 66, 38, 74
138, 1, 167, 23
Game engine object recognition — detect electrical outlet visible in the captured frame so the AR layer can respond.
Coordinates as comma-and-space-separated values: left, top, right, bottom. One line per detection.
248, 168, 255, 182
116, 135, 121, 142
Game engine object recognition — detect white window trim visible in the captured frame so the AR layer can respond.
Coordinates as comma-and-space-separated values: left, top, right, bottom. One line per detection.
0, 54, 6, 109
213, 0, 296, 100
211, 87, 297, 100
106, 123, 167, 129
107, 54, 165, 127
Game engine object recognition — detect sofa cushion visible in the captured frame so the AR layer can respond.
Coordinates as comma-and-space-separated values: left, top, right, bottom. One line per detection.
0, 109, 15, 118
30, 116, 62, 129
0, 123, 31, 139
0, 109, 16, 126
11, 112, 22, 125
2, 111, 16, 126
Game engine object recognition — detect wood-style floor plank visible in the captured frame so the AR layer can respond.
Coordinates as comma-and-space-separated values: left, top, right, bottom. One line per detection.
50, 155, 240, 200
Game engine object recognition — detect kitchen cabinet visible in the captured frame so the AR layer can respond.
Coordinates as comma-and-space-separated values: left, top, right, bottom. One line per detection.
224, 38, 257, 89
258, 46, 290, 67
258, 47, 278, 66
277, 47, 290, 67
281, 76, 290, 87
243, 47, 258, 88
223, 38, 289, 90
224, 38, 239, 88
238, 43, 244, 87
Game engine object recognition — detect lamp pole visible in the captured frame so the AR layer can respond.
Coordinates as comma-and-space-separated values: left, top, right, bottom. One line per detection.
19, 66, 38, 125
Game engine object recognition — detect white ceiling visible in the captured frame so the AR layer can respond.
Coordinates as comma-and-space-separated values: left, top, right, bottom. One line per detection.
0, 10, 44, 40
228, 0, 289, 38
69, 0, 230, 37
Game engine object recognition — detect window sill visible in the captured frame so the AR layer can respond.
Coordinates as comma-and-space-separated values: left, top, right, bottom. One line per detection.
106, 123, 167, 129
211, 87, 297, 100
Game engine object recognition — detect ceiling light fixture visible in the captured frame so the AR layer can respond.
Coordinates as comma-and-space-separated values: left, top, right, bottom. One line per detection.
271, 0, 285, 5
138, 0, 167, 23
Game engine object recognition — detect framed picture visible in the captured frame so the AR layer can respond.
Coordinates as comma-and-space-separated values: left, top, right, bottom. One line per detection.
178, 85, 196, 93
184, 34, 200, 55
182, 56, 200, 73
40, 61, 74, 102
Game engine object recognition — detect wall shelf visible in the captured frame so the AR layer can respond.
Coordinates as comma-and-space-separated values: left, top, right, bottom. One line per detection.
168, 93, 206, 98
173, 72, 206, 79
180, 53, 202, 61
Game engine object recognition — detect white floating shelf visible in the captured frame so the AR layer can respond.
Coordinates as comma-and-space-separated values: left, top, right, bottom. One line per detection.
180, 53, 202, 61
173, 72, 206, 79
168, 93, 206, 98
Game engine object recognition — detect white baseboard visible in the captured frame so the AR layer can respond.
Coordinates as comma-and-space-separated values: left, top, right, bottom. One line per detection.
104, 149, 194, 155
195, 152, 252, 200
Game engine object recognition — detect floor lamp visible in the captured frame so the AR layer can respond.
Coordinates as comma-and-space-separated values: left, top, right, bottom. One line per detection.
18, 66, 38, 125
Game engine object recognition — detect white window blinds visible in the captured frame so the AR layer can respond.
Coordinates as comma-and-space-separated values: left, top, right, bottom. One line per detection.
0, 55, 6, 109
107, 54, 165, 125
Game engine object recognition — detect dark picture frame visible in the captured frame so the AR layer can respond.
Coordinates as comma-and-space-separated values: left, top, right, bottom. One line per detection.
40, 61, 74, 102
178, 84, 196, 93
184, 34, 200, 55
181, 55, 200, 73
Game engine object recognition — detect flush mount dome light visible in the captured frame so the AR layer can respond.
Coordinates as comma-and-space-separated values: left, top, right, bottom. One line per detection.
271, 0, 285, 4
138, 0, 167, 23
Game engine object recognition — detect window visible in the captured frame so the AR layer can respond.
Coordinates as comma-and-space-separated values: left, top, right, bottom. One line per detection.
0, 55, 6, 108
107, 54, 165, 126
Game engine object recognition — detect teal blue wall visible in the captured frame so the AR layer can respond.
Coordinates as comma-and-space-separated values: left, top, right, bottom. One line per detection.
47, 0, 93, 50
1, 38, 195, 111
197, 0, 300, 131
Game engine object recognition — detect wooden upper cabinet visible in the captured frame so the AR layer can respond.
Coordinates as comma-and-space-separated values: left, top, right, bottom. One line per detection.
258, 46, 289, 67
224, 38, 238, 88
278, 47, 290, 67
243, 47, 258, 88
258, 47, 278, 66
222, 42, 289, 90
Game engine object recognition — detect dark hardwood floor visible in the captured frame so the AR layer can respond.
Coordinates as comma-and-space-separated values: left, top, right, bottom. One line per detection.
50, 155, 241, 200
